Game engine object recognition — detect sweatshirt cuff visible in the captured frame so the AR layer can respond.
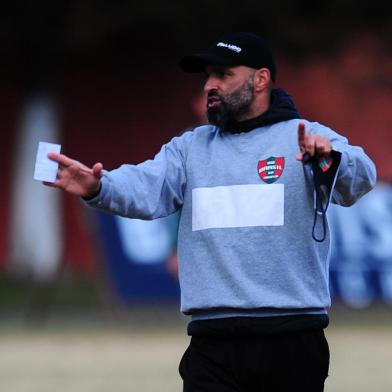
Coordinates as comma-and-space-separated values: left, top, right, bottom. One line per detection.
83, 171, 109, 206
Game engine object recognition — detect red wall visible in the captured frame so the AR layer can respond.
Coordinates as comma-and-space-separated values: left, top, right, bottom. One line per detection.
1, 36, 391, 272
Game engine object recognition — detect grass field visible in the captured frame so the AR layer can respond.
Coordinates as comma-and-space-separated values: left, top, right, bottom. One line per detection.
0, 306, 392, 392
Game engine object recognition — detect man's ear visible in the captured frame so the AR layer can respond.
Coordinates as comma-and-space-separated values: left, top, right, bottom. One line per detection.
253, 68, 271, 92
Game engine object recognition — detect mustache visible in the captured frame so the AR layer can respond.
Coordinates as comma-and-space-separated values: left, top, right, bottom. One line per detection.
207, 91, 223, 100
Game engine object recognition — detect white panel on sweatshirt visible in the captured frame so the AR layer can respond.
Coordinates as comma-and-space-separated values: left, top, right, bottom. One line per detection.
192, 184, 284, 231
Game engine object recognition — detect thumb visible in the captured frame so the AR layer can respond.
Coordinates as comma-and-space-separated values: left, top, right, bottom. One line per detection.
92, 162, 103, 178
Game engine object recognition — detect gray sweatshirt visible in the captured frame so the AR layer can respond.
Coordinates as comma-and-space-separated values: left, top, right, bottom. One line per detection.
87, 119, 376, 319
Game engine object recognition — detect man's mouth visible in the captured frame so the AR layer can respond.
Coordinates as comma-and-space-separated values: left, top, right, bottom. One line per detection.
207, 96, 221, 109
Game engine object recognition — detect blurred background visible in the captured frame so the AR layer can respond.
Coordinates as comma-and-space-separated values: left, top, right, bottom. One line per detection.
0, 1, 391, 391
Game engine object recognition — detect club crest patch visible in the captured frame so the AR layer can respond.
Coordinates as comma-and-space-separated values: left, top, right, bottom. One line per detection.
258, 156, 285, 184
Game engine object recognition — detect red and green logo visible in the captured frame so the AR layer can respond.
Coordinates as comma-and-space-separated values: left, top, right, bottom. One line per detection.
318, 156, 333, 172
258, 156, 285, 184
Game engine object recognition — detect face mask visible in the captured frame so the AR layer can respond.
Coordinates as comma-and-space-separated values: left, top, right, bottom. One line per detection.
304, 150, 342, 242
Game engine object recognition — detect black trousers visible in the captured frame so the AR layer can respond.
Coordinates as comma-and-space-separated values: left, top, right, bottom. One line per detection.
179, 329, 329, 392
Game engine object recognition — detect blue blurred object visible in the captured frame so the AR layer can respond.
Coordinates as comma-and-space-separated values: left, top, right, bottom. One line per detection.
329, 182, 392, 307
96, 211, 180, 304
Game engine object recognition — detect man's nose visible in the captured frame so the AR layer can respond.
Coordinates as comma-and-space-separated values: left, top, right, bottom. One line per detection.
204, 76, 219, 94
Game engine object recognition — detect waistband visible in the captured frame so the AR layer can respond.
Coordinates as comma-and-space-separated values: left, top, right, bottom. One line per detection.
190, 307, 327, 321
188, 313, 330, 337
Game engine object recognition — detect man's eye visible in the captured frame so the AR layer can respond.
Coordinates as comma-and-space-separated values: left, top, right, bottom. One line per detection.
206, 68, 231, 78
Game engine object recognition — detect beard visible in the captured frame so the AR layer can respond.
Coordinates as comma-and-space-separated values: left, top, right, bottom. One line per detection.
206, 76, 255, 133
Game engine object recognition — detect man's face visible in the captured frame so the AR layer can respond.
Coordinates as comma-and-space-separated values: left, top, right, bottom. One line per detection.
204, 65, 255, 132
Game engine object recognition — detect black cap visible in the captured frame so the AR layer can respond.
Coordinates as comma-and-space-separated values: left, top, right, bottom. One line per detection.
179, 32, 277, 81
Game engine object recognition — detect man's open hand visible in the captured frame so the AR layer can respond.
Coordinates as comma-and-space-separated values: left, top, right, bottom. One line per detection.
44, 152, 103, 199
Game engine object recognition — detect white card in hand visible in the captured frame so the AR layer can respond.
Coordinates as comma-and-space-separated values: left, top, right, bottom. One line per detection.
34, 142, 62, 182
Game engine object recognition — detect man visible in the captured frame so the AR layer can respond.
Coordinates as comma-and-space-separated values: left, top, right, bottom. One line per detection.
46, 32, 376, 391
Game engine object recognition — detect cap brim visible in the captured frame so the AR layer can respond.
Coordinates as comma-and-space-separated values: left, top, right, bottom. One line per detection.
179, 53, 237, 73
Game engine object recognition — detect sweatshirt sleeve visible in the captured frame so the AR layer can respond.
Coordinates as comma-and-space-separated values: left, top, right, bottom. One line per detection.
308, 122, 377, 207
85, 131, 192, 219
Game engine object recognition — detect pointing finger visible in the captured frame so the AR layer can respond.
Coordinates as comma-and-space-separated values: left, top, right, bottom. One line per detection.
47, 152, 77, 167
298, 121, 306, 150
